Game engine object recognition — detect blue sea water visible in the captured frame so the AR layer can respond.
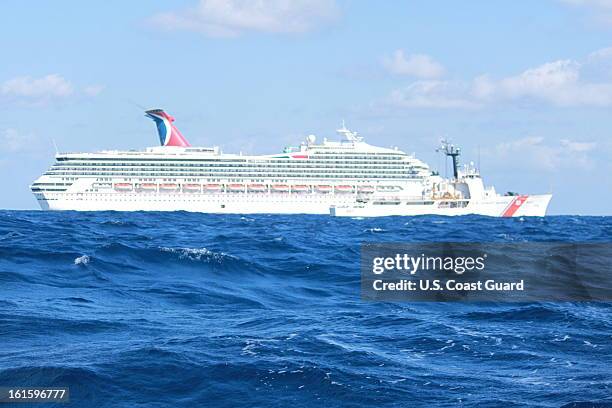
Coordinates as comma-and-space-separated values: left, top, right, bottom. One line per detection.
0, 211, 611, 407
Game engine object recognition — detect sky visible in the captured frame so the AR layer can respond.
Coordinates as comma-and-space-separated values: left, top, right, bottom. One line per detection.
1, 0, 612, 214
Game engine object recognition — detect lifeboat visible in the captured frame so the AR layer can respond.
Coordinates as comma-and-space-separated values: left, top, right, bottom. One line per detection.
159, 183, 179, 191
248, 184, 267, 192
227, 184, 245, 192
357, 185, 375, 193
315, 185, 332, 193
204, 184, 223, 192
335, 185, 354, 193
271, 184, 290, 192
291, 185, 310, 193
182, 184, 201, 193
114, 183, 133, 191
139, 183, 157, 191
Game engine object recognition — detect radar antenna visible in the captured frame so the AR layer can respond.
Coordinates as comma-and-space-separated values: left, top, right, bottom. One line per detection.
437, 139, 461, 180
336, 121, 363, 142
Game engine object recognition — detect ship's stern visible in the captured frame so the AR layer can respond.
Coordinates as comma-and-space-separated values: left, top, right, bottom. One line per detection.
513, 194, 552, 217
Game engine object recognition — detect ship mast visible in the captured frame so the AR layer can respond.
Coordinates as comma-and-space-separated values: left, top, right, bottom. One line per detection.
437, 139, 460, 180
336, 120, 363, 142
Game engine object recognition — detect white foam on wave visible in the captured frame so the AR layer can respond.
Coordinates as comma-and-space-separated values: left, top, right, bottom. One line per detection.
160, 247, 236, 262
241, 340, 257, 356
364, 227, 385, 233
552, 335, 570, 342
0, 231, 24, 240
74, 255, 90, 265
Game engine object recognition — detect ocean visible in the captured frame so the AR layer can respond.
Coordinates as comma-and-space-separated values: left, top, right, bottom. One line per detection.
0, 211, 610, 407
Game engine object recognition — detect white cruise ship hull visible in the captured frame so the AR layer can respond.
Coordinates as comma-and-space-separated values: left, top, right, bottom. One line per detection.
35, 192, 357, 214
330, 194, 552, 218
36, 192, 552, 217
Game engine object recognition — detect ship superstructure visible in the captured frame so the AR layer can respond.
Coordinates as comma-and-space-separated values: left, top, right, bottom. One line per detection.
31, 110, 436, 214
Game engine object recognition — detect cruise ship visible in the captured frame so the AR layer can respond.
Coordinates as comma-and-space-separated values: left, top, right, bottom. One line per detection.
30, 109, 551, 216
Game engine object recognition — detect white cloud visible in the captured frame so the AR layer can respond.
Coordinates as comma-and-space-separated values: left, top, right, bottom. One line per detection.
584, 47, 612, 80
0, 128, 41, 154
150, 0, 339, 37
382, 50, 445, 79
1, 74, 103, 105
491, 136, 596, 170
588, 46, 612, 59
380, 47, 612, 110
473, 60, 580, 99
472, 59, 612, 106
560, 139, 597, 152
1, 74, 73, 99
384, 80, 479, 109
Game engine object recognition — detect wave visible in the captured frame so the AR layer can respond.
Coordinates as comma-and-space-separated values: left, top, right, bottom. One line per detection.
0, 211, 610, 407
458, 304, 574, 322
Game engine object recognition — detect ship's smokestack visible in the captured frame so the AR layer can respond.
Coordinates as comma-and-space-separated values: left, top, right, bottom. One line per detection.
145, 109, 191, 147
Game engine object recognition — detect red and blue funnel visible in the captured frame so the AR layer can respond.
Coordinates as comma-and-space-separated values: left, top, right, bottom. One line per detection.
145, 109, 191, 147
